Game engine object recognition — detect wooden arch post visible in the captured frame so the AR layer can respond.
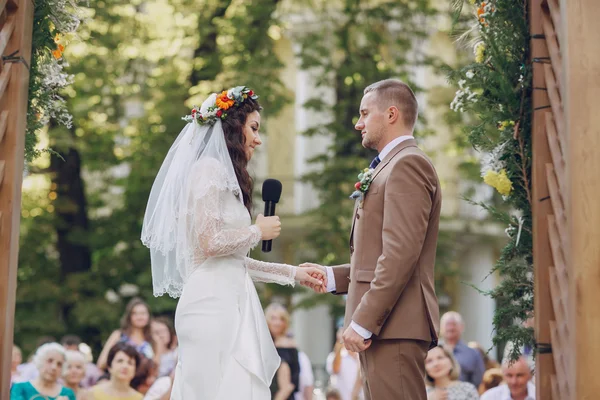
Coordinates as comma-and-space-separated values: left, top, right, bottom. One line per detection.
533, 0, 600, 398
0, 0, 34, 395
563, 0, 600, 398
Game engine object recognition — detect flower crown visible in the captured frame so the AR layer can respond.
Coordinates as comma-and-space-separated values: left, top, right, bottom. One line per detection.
182, 86, 258, 126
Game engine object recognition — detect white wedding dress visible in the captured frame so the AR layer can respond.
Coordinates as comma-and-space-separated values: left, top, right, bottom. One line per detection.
169, 158, 296, 400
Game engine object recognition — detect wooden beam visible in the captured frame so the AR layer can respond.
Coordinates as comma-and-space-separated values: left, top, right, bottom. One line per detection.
545, 113, 566, 192
546, 165, 567, 249
541, 8, 563, 96
563, 0, 600, 398
0, 0, 33, 394
0, 110, 7, 143
0, 160, 4, 185
530, 0, 555, 397
0, 13, 15, 56
544, 64, 564, 140
0, 63, 12, 100
545, 0, 561, 43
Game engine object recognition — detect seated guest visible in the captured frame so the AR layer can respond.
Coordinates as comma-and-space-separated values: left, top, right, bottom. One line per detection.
440, 311, 485, 388
481, 357, 534, 400
97, 298, 154, 370
150, 317, 178, 378
10, 343, 76, 400
479, 368, 503, 395
63, 350, 87, 399
83, 343, 143, 400
11, 345, 24, 385
425, 345, 479, 400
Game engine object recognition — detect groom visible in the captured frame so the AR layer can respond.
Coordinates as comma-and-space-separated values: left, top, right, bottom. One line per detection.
301, 79, 441, 400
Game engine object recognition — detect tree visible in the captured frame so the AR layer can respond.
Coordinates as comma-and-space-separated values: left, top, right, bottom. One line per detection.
293, 0, 436, 315
16, 0, 290, 355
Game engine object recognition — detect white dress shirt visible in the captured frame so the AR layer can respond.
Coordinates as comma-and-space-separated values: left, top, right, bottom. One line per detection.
326, 135, 414, 339
295, 351, 314, 400
480, 382, 536, 400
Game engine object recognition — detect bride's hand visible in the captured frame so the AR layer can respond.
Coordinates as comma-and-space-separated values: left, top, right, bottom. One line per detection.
255, 214, 281, 241
295, 266, 327, 292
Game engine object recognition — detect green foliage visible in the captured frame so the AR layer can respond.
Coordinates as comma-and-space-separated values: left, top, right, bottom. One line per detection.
448, 0, 534, 360
295, 0, 437, 316
26, 0, 83, 160
17, 0, 290, 355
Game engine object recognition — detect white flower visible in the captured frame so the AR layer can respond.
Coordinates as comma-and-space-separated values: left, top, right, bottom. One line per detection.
105, 289, 120, 304
466, 70, 474, 79
226, 89, 234, 99
458, 79, 466, 88
118, 283, 139, 297
200, 93, 217, 115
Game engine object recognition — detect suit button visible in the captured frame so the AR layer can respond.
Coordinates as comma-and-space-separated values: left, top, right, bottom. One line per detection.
350, 245, 354, 253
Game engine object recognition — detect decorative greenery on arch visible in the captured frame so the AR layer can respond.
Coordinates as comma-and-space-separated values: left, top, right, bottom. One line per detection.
449, 0, 534, 360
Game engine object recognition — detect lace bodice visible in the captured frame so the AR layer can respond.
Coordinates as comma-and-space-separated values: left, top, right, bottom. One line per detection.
183, 158, 296, 288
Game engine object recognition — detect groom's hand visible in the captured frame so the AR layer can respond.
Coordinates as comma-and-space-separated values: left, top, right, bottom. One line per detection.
299, 263, 327, 293
342, 326, 372, 353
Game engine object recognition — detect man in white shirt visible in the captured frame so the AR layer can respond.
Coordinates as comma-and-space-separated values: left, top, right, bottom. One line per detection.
481, 356, 535, 400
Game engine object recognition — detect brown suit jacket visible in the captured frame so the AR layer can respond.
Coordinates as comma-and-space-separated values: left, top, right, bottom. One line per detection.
332, 138, 440, 347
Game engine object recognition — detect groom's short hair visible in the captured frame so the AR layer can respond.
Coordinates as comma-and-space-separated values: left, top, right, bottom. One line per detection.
364, 79, 418, 129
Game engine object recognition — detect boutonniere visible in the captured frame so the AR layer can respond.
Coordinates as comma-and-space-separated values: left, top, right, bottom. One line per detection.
350, 167, 375, 207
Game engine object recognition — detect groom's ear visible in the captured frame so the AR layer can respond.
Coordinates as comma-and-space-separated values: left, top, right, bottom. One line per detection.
387, 106, 400, 124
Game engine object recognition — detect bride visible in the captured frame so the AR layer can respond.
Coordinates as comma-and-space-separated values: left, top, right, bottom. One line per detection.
141, 86, 326, 399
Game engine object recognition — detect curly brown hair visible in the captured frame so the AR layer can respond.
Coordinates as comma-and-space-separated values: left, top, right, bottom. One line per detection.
221, 97, 262, 214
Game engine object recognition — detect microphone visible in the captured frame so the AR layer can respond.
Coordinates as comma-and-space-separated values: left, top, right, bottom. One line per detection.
261, 179, 283, 253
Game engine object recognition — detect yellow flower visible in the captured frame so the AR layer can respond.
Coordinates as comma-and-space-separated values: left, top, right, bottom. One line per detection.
54, 33, 62, 43
475, 43, 486, 63
483, 169, 513, 196
216, 91, 235, 110
498, 120, 515, 132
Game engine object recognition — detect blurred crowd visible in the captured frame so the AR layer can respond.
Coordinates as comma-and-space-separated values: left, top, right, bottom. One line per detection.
10, 298, 535, 400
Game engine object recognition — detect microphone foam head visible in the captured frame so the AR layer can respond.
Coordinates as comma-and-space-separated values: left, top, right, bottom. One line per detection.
262, 179, 282, 203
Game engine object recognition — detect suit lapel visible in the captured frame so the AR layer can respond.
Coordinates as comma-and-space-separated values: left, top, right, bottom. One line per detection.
348, 138, 418, 244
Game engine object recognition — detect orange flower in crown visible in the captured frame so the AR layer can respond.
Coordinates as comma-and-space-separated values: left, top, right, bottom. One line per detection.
216, 91, 235, 110
183, 86, 259, 126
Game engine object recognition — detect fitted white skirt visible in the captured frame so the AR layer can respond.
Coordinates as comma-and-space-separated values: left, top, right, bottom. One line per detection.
171, 257, 280, 399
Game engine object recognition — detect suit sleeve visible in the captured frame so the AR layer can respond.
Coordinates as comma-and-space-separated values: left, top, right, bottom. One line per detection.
331, 264, 351, 295
352, 154, 437, 335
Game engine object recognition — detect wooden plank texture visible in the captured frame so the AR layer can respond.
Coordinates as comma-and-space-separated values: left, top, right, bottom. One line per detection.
563, 0, 600, 398
0, 110, 7, 142
0, 0, 34, 395
0, 14, 15, 55
530, 1, 555, 397
0, 63, 12, 100
546, 164, 567, 248
545, 113, 565, 192
541, 8, 562, 95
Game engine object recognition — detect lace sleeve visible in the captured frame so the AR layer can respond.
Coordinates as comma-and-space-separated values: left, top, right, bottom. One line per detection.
244, 257, 296, 286
190, 159, 262, 258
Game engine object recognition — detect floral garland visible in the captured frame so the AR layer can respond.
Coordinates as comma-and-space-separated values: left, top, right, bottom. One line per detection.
26, 0, 83, 160
182, 86, 258, 126
450, 0, 534, 360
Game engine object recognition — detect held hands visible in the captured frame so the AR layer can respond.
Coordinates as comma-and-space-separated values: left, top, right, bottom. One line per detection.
298, 263, 328, 293
295, 266, 327, 291
255, 214, 281, 240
